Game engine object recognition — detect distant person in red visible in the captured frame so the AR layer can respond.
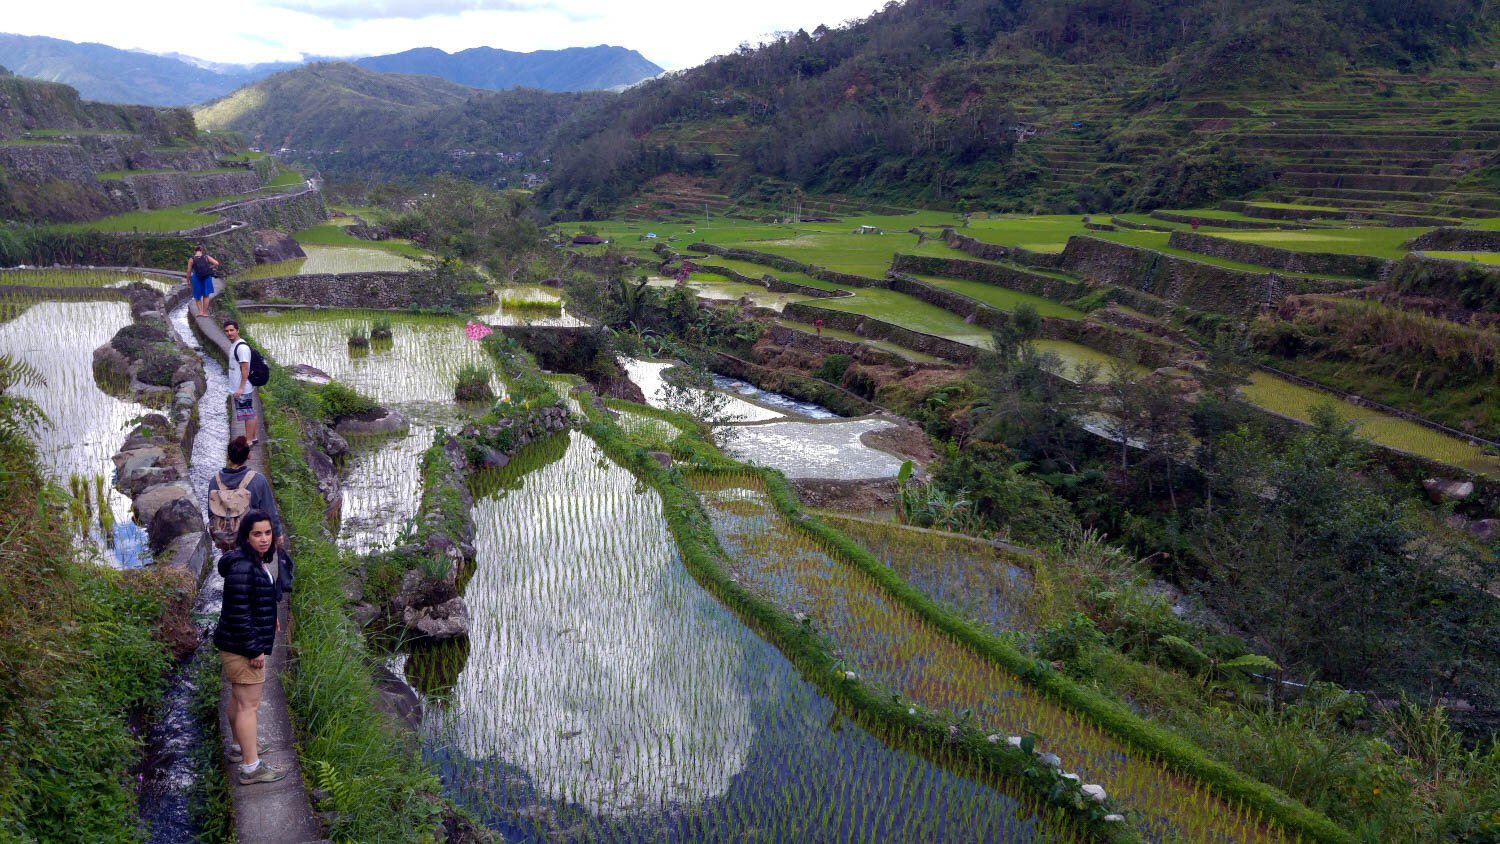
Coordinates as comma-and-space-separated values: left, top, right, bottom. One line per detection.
815, 318, 824, 337
1190, 218, 1201, 231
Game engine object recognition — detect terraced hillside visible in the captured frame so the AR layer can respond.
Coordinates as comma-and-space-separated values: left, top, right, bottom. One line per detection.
566, 199, 1500, 480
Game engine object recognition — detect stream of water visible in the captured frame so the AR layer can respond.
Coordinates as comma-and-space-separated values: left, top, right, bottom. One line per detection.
134, 303, 232, 843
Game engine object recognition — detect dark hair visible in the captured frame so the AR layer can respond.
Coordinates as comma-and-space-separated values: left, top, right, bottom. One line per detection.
236, 508, 275, 559
227, 435, 250, 465
193, 244, 204, 253
222, 319, 239, 331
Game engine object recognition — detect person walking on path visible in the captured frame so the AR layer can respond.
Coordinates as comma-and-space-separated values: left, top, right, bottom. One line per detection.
223, 320, 260, 446
216, 436, 284, 549
187, 244, 220, 318
212, 509, 286, 785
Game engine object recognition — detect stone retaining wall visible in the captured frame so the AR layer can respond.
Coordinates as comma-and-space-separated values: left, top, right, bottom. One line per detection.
762, 324, 911, 367
940, 229, 1067, 269
890, 253, 1091, 301
1060, 235, 1283, 316
1148, 211, 1307, 231
1404, 228, 1500, 252
1388, 254, 1500, 313
235, 270, 483, 311
1038, 319, 1186, 369
688, 242, 887, 288
709, 350, 888, 417
887, 274, 1009, 331
118, 171, 263, 211
204, 188, 326, 233
1167, 230, 1391, 280
782, 301, 980, 363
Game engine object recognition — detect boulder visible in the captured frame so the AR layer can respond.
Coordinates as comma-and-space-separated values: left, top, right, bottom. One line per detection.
1470, 519, 1499, 542
120, 465, 179, 496
649, 451, 672, 468
335, 407, 409, 437
252, 229, 306, 264
92, 343, 132, 385
289, 364, 332, 385
132, 482, 194, 525
148, 495, 204, 552
477, 448, 509, 470
114, 446, 165, 472
304, 445, 343, 523
402, 597, 470, 641
1424, 478, 1475, 504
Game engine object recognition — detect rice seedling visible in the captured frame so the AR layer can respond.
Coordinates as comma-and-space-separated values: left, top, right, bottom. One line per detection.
0, 268, 176, 291
0, 299, 152, 567
822, 514, 1037, 637
370, 317, 393, 341
687, 471, 1294, 844
420, 431, 1093, 841
347, 325, 369, 350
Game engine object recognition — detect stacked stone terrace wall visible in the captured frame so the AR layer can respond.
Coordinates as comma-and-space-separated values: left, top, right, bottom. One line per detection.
890, 253, 1091, 301
782, 302, 980, 363
117, 171, 264, 211
1167, 230, 1391, 280
236, 270, 483, 311
1060, 235, 1280, 316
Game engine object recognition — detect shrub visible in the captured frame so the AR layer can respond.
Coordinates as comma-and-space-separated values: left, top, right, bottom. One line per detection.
347, 326, 369, 348
454, 363, 494, 402
370, 317, 393, 341
813, 353, 851, 383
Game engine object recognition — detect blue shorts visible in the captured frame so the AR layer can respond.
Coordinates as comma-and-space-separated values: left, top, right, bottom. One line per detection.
191, 273, 213, 300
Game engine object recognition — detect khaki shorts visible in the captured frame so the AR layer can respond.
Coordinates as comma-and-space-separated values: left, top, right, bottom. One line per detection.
220, 650, 266, 685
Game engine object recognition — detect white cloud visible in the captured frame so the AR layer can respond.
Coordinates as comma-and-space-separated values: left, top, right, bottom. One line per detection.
5, 0, 887, 70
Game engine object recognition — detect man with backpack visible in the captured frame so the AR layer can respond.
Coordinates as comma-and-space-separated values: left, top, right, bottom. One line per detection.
223, 319, 269, 446
187, 244, 220, 318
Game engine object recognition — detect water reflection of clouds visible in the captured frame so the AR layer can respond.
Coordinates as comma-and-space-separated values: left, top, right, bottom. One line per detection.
445, 433, 753, 815
0, 300, 151, 565
723, 418, 904, 480
620, 358, 783, 423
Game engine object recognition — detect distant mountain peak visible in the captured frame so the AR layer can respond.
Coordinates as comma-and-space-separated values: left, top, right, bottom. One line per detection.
0, 32, 663, 105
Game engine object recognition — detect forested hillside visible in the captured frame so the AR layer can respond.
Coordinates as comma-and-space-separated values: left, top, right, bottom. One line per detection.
536, 0, 1499, 216
354, 45, 661, 93
195, 63, 605, 183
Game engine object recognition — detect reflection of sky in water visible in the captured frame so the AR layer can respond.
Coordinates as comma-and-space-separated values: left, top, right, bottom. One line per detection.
712, 374, 838, 419
620, 358, 783, 423
424, 434, 1055, 841
0, 299, 152, 567
723, 418, 903, 480
441, 432, 753, 814
247, 311, 498, 553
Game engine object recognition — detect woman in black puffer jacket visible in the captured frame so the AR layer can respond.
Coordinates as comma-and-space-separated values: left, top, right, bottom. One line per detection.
212, 509, 287, 785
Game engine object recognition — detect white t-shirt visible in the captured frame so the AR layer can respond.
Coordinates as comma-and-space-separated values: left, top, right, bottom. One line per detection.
232, 341, 256, 396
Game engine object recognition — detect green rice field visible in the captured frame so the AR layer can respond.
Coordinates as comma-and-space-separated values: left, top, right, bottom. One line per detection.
413, 432, 1096, 841
1423, 251, 1500, 264
232, 245, 419, 280
692, 472, 1290, 843
910, 275, 1086, 319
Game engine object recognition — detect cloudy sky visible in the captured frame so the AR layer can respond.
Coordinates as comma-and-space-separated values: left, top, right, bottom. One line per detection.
7, 0, 889, 70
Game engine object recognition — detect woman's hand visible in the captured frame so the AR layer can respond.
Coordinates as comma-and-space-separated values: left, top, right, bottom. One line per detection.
250, 655, 266, 669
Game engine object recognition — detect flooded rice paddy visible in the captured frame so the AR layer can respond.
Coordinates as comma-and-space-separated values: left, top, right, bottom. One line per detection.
620, 358, 785, 424
244, 309, 502, 552
414, 432, 1087, 841
722, 417, 904, 480
477, 285, 590, 328
690, 473, 1285, 844
232, 244, 418, 279
0, 297, 152, 566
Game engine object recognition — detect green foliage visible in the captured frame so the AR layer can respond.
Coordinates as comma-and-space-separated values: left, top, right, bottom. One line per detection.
932, 443, 1080, 545
313, 379, 378, 421
257, 362, 451, 841
812, 352, 851, 383
1035, 613, 1107, 665
453, 363, 495, 402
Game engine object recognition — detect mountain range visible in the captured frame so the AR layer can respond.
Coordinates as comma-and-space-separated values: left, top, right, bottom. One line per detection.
0, 32, 661, 106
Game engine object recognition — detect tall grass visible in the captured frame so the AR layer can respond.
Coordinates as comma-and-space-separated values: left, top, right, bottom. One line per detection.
259, 365, 448, 841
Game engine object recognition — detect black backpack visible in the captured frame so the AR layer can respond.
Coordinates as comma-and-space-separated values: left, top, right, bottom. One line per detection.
234, 340, 271, 387
191, 254, 214, 277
